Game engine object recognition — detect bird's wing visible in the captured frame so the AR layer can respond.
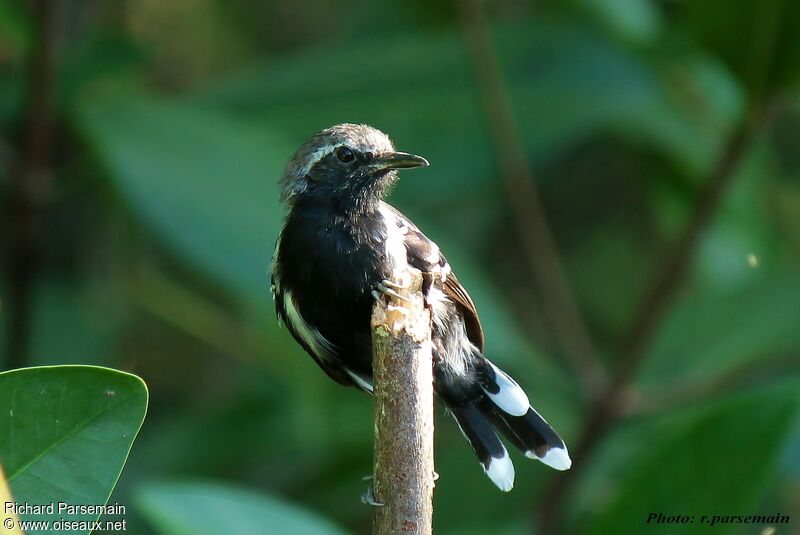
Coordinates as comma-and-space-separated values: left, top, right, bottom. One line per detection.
383, 203, 486, 351
272, 271, 373, 392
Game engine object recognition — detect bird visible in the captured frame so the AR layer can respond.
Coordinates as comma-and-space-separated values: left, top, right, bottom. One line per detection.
271, 123, 571, 492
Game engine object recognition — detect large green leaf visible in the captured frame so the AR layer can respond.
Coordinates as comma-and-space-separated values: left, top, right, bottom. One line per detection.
136, 481, 349, 535
73, 91, 291, 299
586, 381, 800, 534
0, 366, 148, 534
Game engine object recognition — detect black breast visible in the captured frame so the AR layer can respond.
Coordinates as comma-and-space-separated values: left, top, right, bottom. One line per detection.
276, 199, 389, 373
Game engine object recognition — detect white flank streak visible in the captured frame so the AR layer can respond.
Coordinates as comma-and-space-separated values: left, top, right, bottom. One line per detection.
284, 290, 337, 360
270, 236, 281, 300
483, 361, 530, 417
379, 204, 408, 273
485, 451, 515, 492
426, 287, 449, 327
526, 447, 572, 471
346, 370, 374, 394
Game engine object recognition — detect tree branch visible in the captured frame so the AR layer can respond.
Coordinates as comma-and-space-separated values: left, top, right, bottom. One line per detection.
371, 269, 435, 535
454, 0, 607, 396
3, 0, 60, 370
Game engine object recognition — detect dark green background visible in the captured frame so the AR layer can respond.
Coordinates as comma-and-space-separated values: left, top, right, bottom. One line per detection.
1, 0, 799, 533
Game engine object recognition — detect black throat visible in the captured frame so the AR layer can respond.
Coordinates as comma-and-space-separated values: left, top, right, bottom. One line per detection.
285, 195, 386, 257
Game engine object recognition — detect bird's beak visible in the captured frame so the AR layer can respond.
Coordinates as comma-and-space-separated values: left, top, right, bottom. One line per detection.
369, 152, 429, 171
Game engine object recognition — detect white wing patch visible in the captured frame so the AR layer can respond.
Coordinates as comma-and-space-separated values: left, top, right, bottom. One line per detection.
378, 203, 409, 274
284, 290, 338, 360
425, 241, 441, 264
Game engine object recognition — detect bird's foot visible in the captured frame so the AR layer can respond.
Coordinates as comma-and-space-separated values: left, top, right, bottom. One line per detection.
375, 279, 411, 304
381, 277, 410, 291
360, 475, 384, 507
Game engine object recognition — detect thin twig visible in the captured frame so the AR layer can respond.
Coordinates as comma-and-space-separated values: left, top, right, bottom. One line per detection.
3, 0, 60, 369
454, 0, 607, 396
537, 107, 766, 534
371, 269, 435, 535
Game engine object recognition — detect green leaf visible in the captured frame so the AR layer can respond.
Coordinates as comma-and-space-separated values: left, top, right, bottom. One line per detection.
587, 381, 800, 535
72, 90, 292, 299
0, 365, 148, 535
136, 481, 349, 535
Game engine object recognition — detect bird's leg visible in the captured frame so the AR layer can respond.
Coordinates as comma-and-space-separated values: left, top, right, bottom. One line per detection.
360, 475, 384, 507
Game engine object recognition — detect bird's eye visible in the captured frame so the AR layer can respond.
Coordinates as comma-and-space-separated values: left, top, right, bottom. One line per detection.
336, 146, 356, 163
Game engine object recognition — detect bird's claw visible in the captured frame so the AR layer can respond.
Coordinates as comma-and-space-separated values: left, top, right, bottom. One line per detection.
361, 477, 384, 507
381, 278, 410, 291
376, 279, 411, 304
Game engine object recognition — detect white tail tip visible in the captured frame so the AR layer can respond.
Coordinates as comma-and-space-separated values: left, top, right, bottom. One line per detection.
485, 453, 515, 492
526, 447, 572, 471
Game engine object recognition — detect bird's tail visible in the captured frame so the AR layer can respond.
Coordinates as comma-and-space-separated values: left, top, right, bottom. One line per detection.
448, 358, 571, 492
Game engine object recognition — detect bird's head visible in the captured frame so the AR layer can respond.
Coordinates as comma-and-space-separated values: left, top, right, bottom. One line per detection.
280, 123, 428, 212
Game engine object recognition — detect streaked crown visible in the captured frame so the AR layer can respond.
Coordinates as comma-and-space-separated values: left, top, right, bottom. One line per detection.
280, 123, 395, 202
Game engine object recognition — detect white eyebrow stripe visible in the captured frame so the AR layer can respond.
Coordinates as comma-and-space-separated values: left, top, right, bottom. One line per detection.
297, 144, 338, 177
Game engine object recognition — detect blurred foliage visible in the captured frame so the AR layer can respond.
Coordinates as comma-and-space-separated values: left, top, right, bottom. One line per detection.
586, 379, 799, 535
1, 0, 799, 533
136, 481, 348, 535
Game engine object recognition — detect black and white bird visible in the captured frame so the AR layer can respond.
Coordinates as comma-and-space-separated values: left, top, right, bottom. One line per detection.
271, 124, 570, 492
